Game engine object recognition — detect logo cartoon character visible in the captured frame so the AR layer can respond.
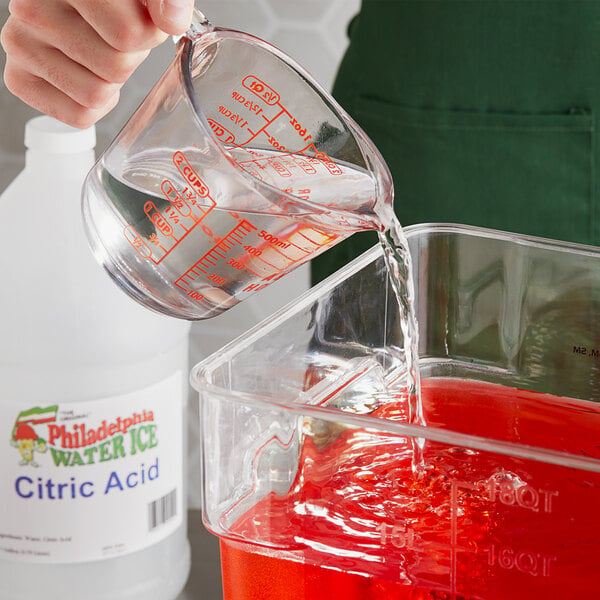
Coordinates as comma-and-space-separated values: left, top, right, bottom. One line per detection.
10, 405, 58, 467
11, 423, 47, 466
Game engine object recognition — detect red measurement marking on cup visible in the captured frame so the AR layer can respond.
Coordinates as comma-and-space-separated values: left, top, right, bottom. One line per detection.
207, 118, 236, 144
160, 176, 215, 226
123, 226, 152, 259
174, 220, 257, 294
313, 151, 343, 175
161, 180, 192, 218
234, 144, 341, 183
173, 151, 210, 198
122, 150, 220, 265
292, 155, 317, 174
142, 188, 217, 265
235, 75, 311, 151
268, 158, 291, 177
243, 226, 338, 280
226, 75, 347, 182
144, 201, 174, 238
242, 75, 280, 105
242, 107, 287, 150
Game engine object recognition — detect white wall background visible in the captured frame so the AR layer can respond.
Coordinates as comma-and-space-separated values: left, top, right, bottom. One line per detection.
0, 0, 361, 508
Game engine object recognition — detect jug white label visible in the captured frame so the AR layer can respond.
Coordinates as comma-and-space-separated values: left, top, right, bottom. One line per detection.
0, 373, 183, 563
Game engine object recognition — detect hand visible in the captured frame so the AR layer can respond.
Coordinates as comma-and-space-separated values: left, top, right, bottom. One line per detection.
1, 0, 194, 128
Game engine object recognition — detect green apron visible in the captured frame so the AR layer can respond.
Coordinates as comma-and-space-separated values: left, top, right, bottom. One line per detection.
312, 0, 600, 283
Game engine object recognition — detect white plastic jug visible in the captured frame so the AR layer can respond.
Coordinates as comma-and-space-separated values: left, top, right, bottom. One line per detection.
0, 117, 191, 599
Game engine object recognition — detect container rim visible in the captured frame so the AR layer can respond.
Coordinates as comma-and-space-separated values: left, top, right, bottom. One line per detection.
191, 223, 600, 472
196, 379, 600, 473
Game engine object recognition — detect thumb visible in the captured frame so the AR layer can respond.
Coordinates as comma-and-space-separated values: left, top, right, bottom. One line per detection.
145, 0, 194, 36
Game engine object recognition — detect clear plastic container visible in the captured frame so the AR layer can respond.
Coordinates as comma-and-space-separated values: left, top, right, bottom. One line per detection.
191, 223, 600, 600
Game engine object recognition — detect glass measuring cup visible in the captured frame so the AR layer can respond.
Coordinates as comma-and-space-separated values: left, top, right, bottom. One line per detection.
191, 224, 600, 599
81, 10, 392, 320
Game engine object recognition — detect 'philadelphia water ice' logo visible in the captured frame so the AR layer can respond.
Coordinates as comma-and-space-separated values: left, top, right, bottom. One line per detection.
10, 406, 58, 467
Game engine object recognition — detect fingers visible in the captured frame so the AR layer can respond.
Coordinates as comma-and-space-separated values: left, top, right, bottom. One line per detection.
69, 0, 168, 52
3, 58, 120, 128
1, 0, 172, 127
3, 16, 124, 106
145, 0, 195, 36
8, 0, 151, 83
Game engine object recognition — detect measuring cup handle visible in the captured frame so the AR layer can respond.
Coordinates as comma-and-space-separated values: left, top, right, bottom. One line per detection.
172, 7, 213, 44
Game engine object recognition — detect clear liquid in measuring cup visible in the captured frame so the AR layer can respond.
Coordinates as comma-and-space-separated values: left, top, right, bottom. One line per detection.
84, 146, 381, 320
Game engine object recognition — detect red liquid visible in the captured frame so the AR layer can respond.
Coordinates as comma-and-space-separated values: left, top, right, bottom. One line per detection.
218, 379, 600, 599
